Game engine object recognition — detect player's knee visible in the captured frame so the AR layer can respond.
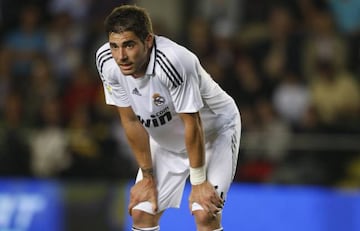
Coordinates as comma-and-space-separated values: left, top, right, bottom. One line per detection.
193, 210, 217, 227
132, 209, 158, 227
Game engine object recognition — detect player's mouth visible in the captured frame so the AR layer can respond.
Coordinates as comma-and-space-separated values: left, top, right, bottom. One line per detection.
119, 63, 133, 71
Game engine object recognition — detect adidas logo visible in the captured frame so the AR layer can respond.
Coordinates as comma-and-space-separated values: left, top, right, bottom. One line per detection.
132, 88, 142, 96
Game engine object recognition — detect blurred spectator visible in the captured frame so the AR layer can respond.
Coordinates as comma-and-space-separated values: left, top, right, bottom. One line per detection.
29, 98, 71, 177
338, 154, 360, 189
61, 64, 99, 121
232, 105, 260, 182
229, 54, 265, 107
211, 25, 237, 72
186, 2, 239, 72
327, 0, 360, 77
0, 0, 18, 33
23, 56, 59, 125
92, 88, 137, 179
254, 98, 292, 162
272, 72, 310, 127
45, 11, 86, 86
1, 0, 49, 36
0, 46, 11, 113
236, 99, 291, 182
193, 0, 242, 39
0, 93, 31, 176
48, 0, 92, 24
3, 4, 46, 82
184, 17, 213, 59
64, 106, 101, 178
108, 120, 138, 178
242, 0, 270, 23
327, 0, 360, 35
309, 59, 360, 127
252, 4, 304, 83
296, 105, 325, 134
302, 9, 347, 79
346, 30, 360, 77
201, 55, 227, 87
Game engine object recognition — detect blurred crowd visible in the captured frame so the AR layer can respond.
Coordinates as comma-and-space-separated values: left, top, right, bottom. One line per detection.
0, 0, 359, 187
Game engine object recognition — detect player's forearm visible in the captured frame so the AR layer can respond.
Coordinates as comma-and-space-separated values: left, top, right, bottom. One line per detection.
118, 108, 153, 176
181, 112, 207, 185
180, 112, 205, 168
124, 121, 152, 171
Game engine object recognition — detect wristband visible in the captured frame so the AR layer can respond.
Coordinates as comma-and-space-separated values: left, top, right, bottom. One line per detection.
190, 166, 206, 185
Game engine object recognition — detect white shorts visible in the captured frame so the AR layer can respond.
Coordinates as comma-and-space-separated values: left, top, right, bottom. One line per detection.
133, 113, 241, 214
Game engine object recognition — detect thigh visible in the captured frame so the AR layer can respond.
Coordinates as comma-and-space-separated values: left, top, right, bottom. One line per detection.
206, 114, 241, 201
134, 139, 189, 213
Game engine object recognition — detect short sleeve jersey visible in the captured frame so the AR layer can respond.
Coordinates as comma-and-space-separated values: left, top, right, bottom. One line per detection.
96, 36, 237, 153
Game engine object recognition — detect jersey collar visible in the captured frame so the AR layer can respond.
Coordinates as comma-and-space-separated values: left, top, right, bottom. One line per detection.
145, 36, 157, 77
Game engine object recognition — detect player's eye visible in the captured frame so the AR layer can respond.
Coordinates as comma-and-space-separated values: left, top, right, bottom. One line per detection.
109, 43, 119, 49
126, 43, 135, 49
122, 41, 136, 49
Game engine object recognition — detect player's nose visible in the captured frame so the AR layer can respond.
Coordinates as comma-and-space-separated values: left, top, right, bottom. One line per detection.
113, 48, 127, 63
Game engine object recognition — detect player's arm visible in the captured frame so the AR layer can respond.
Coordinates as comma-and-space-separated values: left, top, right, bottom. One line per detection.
179, 112, 223, 216
117, 106, 152, 173
117, 106, 158, 215
179, 112, 205, 169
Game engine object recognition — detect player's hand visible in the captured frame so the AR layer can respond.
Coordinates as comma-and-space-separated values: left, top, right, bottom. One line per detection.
189, 181, 224, 217
128, 176, 158, 216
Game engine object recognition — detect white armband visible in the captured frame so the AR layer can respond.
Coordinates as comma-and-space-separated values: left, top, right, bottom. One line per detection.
190, 166, 206, 185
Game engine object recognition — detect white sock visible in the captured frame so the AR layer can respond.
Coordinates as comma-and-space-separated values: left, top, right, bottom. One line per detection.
213, 228, 223, 231
132, 225, 160, 231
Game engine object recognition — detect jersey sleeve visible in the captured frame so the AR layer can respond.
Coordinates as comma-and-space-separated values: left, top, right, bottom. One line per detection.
95, 44, 130, 107
157, 48, 204, 113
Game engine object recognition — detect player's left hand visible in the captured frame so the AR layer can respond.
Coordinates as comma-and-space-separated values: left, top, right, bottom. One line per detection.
128, 176, 158, 215
189, 181, 224, 217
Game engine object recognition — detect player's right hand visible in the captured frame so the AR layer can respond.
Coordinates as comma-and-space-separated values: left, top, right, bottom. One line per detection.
128, 177, 158, 216
189, 181, 224, 217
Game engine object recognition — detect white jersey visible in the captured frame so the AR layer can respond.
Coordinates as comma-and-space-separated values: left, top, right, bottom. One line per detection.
96, 36, 238, 153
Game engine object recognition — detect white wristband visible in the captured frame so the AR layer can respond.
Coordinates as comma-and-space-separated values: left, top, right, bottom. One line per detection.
190, 166, 206, 185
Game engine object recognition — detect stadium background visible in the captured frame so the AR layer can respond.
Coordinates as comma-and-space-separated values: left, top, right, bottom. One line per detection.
0, 0, 360, 230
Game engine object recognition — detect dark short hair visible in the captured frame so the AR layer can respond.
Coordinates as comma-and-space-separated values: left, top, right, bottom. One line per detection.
104, 5, 153, 42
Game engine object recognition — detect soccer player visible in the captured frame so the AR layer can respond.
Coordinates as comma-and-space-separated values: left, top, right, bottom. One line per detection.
95, 5, 241, 231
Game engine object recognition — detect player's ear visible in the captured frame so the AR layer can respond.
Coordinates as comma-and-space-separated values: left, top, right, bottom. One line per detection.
145, 34, 154, 49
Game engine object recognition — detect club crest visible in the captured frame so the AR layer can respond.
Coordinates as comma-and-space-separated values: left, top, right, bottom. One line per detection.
152, 93, 165, 106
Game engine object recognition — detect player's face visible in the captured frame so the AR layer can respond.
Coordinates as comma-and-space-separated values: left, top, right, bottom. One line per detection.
109, 31, 153, 78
